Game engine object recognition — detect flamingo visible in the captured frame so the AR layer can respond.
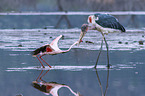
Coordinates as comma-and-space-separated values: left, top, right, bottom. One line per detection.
78, 13, 126, 68
32, 35, 78, 68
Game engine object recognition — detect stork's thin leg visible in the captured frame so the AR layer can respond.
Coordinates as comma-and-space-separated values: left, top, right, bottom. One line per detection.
103, 36, 110, 68
104, 67, 110, 96
101, 32, 110, 68
95, 67, 110, 96
39, 55, 52, 68
36, 55, 45, 68
95, 68, 104, 96
94, 39, 104, 68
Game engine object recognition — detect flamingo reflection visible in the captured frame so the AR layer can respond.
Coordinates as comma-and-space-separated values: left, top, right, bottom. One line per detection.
32, 70, 81, 96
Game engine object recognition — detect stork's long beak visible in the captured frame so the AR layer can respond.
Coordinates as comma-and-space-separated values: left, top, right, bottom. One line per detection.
78, 24, 89, 45
78, 31, 86, 45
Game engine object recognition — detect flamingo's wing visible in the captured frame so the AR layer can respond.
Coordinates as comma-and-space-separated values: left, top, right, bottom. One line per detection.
50, 35, 62, 51
32, 44, 49, 57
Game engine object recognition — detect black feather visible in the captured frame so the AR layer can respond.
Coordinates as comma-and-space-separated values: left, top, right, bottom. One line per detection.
94, 13, 126, 32
32, 82, 47, 92
32, 45, 49, 56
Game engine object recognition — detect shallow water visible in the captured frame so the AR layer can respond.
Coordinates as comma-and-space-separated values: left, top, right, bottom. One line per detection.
0, 29, 145, 96
0, 49, 145, 96
0, 28, 145, 51
1, 1, 145, 95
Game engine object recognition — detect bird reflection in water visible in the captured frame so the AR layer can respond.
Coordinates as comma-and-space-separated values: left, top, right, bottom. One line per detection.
95, 67, 110, 96
32, 70, 81, 96
94, 36, 110, 96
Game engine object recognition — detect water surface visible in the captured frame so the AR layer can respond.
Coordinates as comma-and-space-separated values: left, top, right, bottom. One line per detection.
0, 28, 145, 96
0, 49, 145, 96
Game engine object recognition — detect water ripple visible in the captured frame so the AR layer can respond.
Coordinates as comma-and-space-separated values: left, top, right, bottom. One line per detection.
0, 28, 145, 51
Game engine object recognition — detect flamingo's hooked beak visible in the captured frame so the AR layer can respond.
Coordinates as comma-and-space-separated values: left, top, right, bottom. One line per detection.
78, 24, 88, 45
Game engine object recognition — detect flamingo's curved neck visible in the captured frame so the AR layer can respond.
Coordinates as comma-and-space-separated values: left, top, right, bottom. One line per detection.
63, 85, 78, 96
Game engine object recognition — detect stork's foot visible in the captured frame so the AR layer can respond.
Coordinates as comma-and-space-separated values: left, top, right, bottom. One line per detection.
106, 64, 112, 68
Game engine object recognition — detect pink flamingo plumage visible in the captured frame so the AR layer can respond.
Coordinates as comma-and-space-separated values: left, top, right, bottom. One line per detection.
32, 35, 78, 68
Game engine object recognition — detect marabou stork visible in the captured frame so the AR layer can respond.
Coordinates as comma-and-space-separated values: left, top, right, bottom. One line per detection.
32, 35, 78, 68
78, 13, 126, 68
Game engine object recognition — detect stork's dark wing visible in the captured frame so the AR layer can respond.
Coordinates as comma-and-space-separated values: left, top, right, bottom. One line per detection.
94, 13, 125, 32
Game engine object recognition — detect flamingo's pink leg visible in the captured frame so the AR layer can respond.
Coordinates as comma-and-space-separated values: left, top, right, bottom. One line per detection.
36, 55, 45, 68
39, 55, 52, 68
36, 70, 44, 81
40, 70, 50, 82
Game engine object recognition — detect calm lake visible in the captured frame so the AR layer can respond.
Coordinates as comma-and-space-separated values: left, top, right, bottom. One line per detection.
0, 28, 145, 96
1, 0, 145, 96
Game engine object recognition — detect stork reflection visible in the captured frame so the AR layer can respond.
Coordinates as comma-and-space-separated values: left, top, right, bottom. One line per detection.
95, 67, 110, 96
32, 70, 80, 96
94, 33, 110, 96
